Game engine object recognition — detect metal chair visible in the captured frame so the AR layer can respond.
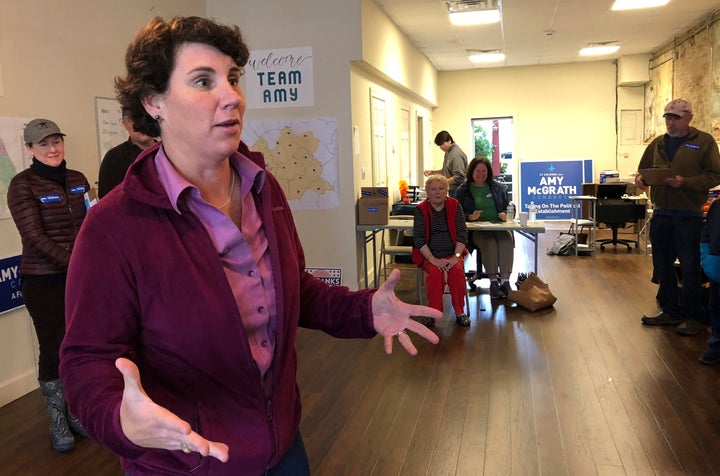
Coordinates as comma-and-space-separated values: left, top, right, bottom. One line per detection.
417, 262, 472, 317
466, 249, 486, 291
380, 217, 424, 304
380, 215, 414, 281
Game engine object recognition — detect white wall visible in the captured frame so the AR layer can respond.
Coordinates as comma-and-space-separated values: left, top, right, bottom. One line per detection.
0, 0, 206, 406
432, 62, 618, 181
353, 0, 437, 284
360, 0, 438, 107
208, 0, 364, 289
208, 0, 439, 289
617, 85, 648, 177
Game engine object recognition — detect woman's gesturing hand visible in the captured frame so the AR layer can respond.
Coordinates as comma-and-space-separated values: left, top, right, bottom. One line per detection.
115, 358, 230, 462
371, 269, 442, 355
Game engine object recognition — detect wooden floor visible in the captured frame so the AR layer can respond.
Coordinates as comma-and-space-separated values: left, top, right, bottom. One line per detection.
3, 225, 720, 475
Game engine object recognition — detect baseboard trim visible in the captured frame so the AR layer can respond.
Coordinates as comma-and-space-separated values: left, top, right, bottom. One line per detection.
0, 370, 38, 407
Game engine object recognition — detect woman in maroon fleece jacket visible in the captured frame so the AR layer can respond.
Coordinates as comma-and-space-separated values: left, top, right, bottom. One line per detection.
59, 16, 441, 476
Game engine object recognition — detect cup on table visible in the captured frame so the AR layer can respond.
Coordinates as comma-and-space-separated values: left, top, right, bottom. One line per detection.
519, 212, 529, 226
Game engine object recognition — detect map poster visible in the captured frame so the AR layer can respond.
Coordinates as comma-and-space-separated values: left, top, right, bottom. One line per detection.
244, 46, 314, 109
519, 159, 593, 220
0, 117, 33, 220
242, 118, 339, 209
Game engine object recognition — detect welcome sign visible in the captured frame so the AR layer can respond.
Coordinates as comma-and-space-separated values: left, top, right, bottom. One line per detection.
0, 255, 23, 315
245, 46, 314, 109
519, 159, 593, 220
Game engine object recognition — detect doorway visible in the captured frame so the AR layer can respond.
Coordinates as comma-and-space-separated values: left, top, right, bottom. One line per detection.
471, 117, 514, 202
415, 114, 425, 189
370, 93, 388, 187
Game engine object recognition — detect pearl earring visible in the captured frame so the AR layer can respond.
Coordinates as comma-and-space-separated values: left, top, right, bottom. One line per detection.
154, 115, 160, 121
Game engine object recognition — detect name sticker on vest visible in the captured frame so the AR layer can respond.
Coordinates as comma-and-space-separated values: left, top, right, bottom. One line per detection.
69, 185, 86, 194
684, 143, 701, 150
39, 194, 62, 203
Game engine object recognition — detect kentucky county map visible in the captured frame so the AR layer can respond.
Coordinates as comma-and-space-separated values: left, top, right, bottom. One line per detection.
242, 118, 339, 210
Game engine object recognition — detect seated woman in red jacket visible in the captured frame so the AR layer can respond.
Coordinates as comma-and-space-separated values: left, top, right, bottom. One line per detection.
412, 174, 470, 327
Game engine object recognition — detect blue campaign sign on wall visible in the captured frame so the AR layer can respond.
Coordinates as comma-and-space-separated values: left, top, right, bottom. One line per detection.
519, 159, 593, 220
0, 255, 23, 316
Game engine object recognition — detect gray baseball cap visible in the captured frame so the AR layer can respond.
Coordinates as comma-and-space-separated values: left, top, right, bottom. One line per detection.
23, 118, 66, 144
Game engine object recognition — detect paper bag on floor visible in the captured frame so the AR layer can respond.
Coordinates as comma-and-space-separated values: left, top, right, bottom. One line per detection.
507, 273, 557, 311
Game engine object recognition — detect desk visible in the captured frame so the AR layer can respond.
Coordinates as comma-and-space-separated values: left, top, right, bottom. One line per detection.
357, 219, 546, 288
570, 194, 647, 254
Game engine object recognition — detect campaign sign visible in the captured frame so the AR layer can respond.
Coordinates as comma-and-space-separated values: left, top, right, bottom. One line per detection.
306, 267, 342, 286
519, 159, 593, 220
0, 255, 23, 316
245, 46, 314, 109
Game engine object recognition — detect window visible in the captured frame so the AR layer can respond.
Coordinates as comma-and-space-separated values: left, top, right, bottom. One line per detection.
471, 117, 514, 201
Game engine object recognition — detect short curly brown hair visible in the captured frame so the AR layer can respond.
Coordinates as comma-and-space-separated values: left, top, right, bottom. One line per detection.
467, 156, 495, 183
115, 16, 249, 137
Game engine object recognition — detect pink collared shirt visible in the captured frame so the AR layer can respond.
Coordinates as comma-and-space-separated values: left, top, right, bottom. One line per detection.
154, 147, 277, 377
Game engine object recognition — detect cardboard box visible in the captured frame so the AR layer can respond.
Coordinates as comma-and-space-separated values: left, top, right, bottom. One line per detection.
358, 187, 389, 225
599, 170, 619, 183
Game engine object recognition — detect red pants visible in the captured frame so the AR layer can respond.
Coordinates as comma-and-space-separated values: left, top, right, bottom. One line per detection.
421, 258, 466, 315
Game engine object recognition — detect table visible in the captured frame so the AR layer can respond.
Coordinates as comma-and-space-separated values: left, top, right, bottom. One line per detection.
569, 194, 648, 255
357, 219, 546, 288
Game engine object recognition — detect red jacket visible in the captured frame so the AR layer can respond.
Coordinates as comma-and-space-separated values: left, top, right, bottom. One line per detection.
60, 142, 377, 475
412, 197, 463, 266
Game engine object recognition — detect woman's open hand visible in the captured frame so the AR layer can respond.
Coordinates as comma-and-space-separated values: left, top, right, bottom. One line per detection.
115, 358, 230, 462
371, 269, 442, 355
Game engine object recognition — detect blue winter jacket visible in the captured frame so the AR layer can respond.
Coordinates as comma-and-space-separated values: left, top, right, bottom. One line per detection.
701, 199, 720, 283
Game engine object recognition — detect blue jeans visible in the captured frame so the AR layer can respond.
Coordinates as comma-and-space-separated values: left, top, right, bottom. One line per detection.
650, 214, 705, 320
264, 431, 311, 476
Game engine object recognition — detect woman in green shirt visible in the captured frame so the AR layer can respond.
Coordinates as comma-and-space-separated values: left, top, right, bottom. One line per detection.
455, 157, 514, 299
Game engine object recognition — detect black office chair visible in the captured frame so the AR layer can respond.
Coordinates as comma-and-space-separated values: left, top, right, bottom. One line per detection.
595, 197, 646, 252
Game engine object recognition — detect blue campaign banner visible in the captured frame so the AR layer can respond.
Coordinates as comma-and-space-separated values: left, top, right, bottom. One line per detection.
0, 255, 23, 316
519, 159, 593, 220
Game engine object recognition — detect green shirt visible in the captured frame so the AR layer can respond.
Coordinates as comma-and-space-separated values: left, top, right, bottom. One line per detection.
470, 183, 499, 221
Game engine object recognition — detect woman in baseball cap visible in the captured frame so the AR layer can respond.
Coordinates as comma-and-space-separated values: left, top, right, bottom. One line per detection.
6, 118, 90, 452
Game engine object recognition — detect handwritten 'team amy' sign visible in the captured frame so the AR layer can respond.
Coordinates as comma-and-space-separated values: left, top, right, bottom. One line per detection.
245, 46, 314, 109
0, 255, 23, 316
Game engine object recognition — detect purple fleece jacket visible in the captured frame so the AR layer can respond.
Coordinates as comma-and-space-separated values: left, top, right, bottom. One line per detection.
60, 141, 377, 475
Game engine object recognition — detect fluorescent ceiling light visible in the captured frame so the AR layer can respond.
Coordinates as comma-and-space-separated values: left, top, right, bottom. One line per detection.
579, 44, 621, 56
611, 0, 670, 10
446, 1, 501, 26
468, 50, 505, 63
450, 9, 501, 26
